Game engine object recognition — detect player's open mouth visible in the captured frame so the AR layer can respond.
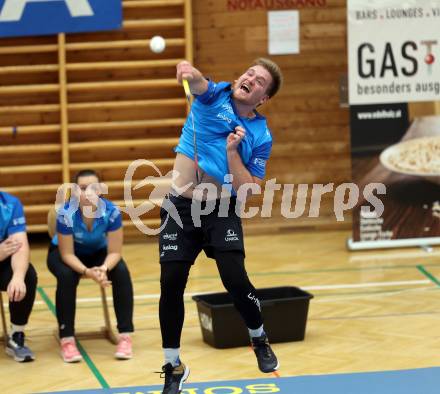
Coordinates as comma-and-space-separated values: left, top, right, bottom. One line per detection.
240, 83, 250, 93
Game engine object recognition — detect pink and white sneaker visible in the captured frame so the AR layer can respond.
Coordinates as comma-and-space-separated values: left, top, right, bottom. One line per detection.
115, 334, 132, 360
60, 337, 82, 363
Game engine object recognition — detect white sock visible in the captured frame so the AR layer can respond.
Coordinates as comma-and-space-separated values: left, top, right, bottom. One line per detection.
60, 336, 75, 342
163, 348, 180, 367
119, 332, 131, 337
248, 325, 265, 338
11, 324, 25, 335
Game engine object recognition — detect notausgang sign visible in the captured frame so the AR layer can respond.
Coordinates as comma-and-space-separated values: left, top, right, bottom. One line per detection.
0, 0, 122, 38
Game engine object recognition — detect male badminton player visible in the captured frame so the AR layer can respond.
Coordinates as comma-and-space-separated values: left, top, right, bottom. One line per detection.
158, 58, 283, 394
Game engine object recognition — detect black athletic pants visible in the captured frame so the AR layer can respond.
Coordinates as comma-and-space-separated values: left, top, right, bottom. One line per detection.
0, 257, 37, 326
47, 245, 134, 338
160, 250, 263, 348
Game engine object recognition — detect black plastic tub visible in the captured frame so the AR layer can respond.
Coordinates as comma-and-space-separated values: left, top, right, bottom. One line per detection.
192, 286, 313, 348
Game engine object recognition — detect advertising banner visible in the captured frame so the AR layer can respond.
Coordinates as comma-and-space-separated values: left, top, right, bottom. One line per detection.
348, 0, 440, 248
348, 0, 440, 105
0, 0, 122, 37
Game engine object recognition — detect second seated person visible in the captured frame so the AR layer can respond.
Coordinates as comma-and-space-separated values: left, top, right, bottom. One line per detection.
47, 169, 134, 363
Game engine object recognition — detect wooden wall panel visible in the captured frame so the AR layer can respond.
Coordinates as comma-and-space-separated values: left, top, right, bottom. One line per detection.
0, 0, 192, 234
193, 0, 351, 230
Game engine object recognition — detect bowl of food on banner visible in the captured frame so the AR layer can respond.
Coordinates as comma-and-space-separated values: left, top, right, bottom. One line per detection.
379, 136, 440, 185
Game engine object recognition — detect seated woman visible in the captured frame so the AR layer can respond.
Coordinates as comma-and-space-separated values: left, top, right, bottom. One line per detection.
47, 169, 134, 363
0, 191, 37, 362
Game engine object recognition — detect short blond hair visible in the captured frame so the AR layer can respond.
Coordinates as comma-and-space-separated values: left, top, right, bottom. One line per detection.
252, 58, 283, 98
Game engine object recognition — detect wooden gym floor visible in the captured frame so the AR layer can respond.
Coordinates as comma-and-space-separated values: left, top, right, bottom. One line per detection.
1, 230, 439, 393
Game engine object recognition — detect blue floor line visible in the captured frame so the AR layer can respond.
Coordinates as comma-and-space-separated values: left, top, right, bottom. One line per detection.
36, 366, 440, 394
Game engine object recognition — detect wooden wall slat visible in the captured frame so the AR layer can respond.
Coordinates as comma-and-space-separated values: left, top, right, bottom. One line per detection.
66, 39, 184, 51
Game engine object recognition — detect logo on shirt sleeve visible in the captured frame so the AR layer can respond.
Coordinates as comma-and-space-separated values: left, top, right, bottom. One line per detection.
253, 158, 266, 168
59, 212, 74, 228
12, 217, 25, 226
109, 208, 120, 223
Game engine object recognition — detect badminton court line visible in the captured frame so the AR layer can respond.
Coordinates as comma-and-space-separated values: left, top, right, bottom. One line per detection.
37, 286, 110, 389
31, 279, 431, 307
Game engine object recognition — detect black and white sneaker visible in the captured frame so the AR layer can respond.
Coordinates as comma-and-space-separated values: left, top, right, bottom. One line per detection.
251, 334, 279, 373
5, 332, 35, 362
160, 361, 190, 394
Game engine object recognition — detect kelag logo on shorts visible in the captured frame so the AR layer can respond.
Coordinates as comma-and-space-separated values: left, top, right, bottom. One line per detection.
0, 0, 122, 38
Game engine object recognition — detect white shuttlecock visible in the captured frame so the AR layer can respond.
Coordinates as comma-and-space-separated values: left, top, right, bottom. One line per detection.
149, 35, 166, 53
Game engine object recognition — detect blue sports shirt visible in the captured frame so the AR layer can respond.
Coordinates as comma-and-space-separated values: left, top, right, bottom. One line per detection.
175, 80, 273, 185
53, 197, 122, 255
0, 192, 26, 242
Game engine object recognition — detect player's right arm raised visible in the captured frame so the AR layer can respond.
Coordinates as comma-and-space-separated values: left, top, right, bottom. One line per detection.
176, 61, 208, 95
